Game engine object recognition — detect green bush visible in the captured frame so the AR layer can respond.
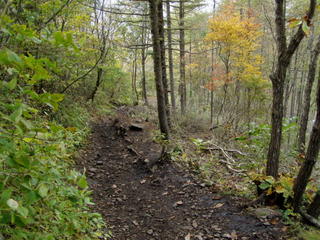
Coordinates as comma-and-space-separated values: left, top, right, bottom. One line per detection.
0, 29, 109, 239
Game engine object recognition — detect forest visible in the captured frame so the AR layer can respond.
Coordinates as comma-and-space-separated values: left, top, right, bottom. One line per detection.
1, 0, 320, 239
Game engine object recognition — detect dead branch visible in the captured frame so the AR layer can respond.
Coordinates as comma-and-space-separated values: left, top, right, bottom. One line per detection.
219, 159, 245, 175
210, 143, 236, 163
204, 147, 247, 156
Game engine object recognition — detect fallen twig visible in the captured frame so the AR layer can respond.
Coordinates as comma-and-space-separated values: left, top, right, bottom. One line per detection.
210, 143, 236, 163
219, 159, 246, 175
204, 147, 247, 156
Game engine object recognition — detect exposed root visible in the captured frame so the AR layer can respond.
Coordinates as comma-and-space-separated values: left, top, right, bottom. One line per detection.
300, 210, 320, 229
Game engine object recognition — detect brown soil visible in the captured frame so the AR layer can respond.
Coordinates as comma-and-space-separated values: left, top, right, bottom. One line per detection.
77, 109, 285, 240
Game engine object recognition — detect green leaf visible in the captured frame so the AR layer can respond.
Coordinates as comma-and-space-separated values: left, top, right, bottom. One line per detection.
259, 182, 270, 190
17, 206, 29, 217
0, 49, 22, 67
6, 49, 22, 64
30, 36, 41, 44
54, 31, 65, 45
39, 93, 64, 111
0, 189, 12, 203
38, 184, 49, 198
14, 153, 31, 169
6, 78, 17, 90
265, 176, 275, 184
77, 176, 88, 189
302, 21, 310, 36
25, 191, 41, 204
7, 199, 19, 210
9, 104, 23, 123
0, 49, 22, 66
19, 118, 33, 130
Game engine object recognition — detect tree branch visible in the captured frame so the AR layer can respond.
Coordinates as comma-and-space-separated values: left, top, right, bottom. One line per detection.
43, 0, 73, 27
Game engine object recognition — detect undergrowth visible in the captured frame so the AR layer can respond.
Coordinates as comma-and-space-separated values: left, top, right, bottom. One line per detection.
0, 46, 110, 239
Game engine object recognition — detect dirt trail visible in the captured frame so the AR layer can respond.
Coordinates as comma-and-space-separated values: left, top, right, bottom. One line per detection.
77, 110, 285, 240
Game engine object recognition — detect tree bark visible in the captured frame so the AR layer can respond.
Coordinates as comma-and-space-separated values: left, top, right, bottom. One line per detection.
141, 13, 148, 105
293, 67, 320, 212
158, 0, 171, 127
88, 67, 103, 102
132, 49, 139, 105
298, 34, 320, 153
179, 0, 186, 114
149, 0, 169, 138
166, 0, 175, 113
141, 46, 148, 105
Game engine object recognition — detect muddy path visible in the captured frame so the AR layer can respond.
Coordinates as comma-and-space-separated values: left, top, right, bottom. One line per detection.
77, 110, 285, 240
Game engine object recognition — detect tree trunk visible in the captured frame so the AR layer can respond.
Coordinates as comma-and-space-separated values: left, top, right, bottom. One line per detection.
289, 51, 300, 119
149, 0, 169, 138
293, 67, 320, 212
141, 13, 148, 105
189, 35, 192, 100
141, 47, 148, 105
88, 67, 103, 102
132, 49, 139, 105
296, 69, 306, 121
166, 0, 175, 112
298, 35, 320, 153
210, 0, 216, 125
179, 0, 186, 114
267, 79, 285, 178
266, 0, 316, 179
158, 0, 171, 127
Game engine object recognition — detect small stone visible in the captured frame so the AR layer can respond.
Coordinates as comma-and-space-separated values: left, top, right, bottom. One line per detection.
89, 167, 98, 172
132, 220, 139, 226
147, 229, 153, 235
222, 233, 232, 239
192, 220, 198, 228
173, 201, 183, 207
96, 161, 103, 165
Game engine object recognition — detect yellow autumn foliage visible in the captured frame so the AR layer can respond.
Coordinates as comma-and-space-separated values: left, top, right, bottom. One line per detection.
205, 4, 266, 87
